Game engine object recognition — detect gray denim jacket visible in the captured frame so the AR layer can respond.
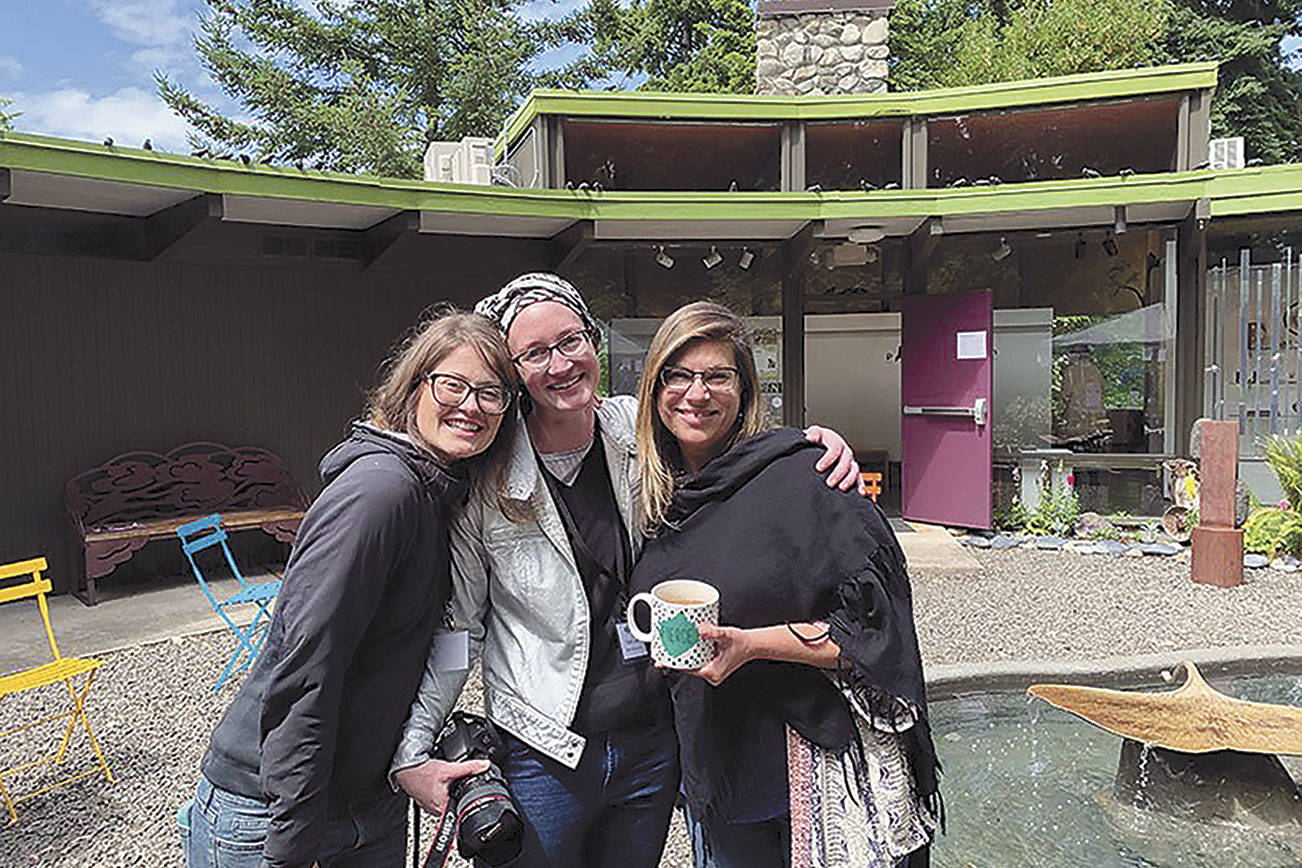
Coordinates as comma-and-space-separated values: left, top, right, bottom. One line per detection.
391, 396, 642, 774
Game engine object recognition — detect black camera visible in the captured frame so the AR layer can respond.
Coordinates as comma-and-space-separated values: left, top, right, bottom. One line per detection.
425, 711, 522, 867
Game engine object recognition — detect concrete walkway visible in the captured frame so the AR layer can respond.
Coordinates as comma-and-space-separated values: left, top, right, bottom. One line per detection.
0, 572, 269, 674
0, 526, 974, 675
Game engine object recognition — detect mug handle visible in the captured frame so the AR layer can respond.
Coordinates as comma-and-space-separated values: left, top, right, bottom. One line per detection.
625, 592, 656, 642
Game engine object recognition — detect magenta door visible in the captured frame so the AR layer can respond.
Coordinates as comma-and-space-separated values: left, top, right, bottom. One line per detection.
901, 288, 993, 529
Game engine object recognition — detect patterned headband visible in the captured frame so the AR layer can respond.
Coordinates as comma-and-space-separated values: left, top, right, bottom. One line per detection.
473, 272, 600, 338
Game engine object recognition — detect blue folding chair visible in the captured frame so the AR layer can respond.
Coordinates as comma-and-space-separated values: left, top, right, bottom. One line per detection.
176, 514, 282, 691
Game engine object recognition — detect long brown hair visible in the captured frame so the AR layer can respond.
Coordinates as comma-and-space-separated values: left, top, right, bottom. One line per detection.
365, 305, 518, 499
635, 301, 767, 534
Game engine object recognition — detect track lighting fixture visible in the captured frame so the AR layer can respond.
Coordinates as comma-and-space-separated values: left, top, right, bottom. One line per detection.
702, 246, 723, 269
738, 248, 754, 270
991, 236, 1012, 261
655, 245, 675, 269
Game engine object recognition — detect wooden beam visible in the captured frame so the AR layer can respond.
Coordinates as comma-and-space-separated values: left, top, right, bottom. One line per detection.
781, 221, 817, 427
905, 216, 942, 295
362, 209, 418, 270
144, 194, 222, 261
549, 220, 593, 272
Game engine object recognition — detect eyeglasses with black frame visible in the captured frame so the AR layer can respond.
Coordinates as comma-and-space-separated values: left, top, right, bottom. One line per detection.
424, 372, 512, 416
512, 330, 593, 371
658, 365, 741, 394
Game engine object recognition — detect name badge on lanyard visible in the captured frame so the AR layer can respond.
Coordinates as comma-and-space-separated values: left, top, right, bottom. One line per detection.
615, 622, 649, 662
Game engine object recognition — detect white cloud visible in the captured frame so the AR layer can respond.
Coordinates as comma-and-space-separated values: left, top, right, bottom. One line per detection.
0, 55, 22, 78
132, 45, 191, 70
11, 86, 192, 152
89, 0, 194, 48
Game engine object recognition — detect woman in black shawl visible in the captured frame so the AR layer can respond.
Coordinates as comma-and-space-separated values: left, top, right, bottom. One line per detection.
629, 301, 940, 868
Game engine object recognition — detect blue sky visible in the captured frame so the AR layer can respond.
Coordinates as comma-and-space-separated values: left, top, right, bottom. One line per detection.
0, 2, 1298, 156
0, 0, 596, 154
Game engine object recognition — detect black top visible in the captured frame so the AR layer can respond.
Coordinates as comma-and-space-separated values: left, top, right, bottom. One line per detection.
540, 429, 667, 734
200, 424, 467, 868
630, 428, 938, 827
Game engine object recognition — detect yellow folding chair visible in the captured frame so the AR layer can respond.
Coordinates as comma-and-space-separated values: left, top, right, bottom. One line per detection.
0, 557, 115, 824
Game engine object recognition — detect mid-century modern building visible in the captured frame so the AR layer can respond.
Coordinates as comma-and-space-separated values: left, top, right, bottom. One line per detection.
4, 42, 1302, 594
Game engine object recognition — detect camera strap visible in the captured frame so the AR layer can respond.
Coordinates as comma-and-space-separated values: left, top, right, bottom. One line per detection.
421, 800, 458, 868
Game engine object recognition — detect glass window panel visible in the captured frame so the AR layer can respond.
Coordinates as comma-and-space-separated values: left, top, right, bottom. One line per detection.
927, 98, 1180, 188
805, 120, 903, 190
562, 120, 783, 191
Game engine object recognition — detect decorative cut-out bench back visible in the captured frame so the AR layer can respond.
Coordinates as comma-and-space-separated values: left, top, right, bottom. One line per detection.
65, 443, 308, 604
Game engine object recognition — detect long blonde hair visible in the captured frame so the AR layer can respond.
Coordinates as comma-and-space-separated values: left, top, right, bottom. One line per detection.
636, 301, 767, 534
365, 305, 519, 500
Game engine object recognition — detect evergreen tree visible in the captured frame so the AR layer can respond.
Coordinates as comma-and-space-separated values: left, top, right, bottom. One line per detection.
585, 0, 755, 93
158, 0, 592, 177
0, 96, 17, 130
891, 0, 1302, 164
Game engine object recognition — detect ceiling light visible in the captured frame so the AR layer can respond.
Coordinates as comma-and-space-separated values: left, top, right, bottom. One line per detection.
1103, 234, 1118, 257
1075, 234, 1087, 260
991, 236, 1012, 261
702, 246, 723, 269
738, 248, 754, 270
847, 225, 886, 245
655, 245, 675, 269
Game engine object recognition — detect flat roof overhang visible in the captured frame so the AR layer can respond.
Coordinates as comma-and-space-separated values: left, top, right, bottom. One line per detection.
3, 130, 1302, 249
497, 62, 1220, 157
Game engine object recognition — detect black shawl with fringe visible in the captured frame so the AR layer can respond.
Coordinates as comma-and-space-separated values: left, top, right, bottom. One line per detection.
630, 428, 939, 826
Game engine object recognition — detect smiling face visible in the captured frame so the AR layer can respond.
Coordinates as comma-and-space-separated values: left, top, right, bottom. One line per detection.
415, 343, 505, 462
656, 338, 742, 473
506, 301, 600, 417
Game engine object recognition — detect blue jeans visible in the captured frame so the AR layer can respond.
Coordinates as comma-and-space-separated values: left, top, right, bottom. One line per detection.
177, 775, 406, 868
497, 717, 679, 867
684, 804, 791, 868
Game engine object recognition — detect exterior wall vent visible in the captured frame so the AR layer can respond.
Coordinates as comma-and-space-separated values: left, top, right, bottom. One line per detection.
1209, 137, 1245, 171
424, 137, 495, 184
260, 233, 362, 261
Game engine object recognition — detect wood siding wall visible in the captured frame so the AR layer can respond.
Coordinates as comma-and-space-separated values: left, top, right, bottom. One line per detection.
0, 240, 545, 595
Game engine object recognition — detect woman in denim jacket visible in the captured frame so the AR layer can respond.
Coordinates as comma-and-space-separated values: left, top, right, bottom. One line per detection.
390, 274, 862, 867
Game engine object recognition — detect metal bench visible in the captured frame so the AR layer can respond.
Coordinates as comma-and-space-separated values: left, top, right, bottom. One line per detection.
64, 443, 307, 605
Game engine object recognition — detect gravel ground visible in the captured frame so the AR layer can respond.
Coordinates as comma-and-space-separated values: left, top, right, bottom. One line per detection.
1, 547, 1299, 866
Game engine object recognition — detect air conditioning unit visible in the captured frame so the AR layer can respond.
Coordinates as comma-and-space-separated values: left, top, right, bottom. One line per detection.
1208, 137, 1245, 171
424, 136, 495, 184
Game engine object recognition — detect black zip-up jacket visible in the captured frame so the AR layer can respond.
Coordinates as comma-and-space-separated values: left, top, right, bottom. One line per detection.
200, 424, 467, 867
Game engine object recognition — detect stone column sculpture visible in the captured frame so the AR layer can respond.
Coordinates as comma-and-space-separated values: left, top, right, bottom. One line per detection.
1190, 420, 1243, 587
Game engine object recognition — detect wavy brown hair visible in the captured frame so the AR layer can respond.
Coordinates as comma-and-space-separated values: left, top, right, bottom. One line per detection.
635, 301, 767, 535
365, 305, 519, 501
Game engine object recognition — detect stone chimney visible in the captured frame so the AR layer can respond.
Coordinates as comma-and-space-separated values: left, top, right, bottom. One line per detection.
755, 0, 894, 95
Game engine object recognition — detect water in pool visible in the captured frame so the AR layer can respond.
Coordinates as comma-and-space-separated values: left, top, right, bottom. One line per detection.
928, 669, 1302, 868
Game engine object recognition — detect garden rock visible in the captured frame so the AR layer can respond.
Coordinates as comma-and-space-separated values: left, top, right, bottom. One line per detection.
1244, 553, 1269, 569
1270, 557, 1299, 572
1035, 536, 1066, 550
989, 534, 1019, 550
1138, 543, 1182, 557
1075, 511, 1115, 538
960, 535, 991, 548
1123, 547, 1145, 558
1097, 541, 1130, 557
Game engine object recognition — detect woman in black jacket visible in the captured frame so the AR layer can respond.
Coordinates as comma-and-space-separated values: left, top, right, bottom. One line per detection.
180, 308, 518, 868
630, 301, 940, 868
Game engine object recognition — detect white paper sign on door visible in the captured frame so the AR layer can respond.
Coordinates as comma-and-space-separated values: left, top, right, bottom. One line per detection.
956, 330, 988, 360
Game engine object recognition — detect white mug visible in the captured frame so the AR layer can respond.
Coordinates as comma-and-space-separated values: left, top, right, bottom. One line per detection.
625, 579, 719, 669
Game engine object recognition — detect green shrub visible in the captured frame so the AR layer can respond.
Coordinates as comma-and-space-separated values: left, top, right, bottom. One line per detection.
1263, 433, 1302, 508
993, 497, 1030, 532
1025, 484, 1080, 537
1243, 506, 1302, 557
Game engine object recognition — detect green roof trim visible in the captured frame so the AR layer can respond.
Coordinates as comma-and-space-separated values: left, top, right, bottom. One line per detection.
6, 126, 1302, 228
497, 62, 1219, 155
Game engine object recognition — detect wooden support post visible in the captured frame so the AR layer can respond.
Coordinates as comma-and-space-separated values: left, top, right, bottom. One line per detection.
1190, 420, 1243, 587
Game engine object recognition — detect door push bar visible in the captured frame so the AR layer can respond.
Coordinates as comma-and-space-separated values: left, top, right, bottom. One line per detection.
902, 397, 987, 427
